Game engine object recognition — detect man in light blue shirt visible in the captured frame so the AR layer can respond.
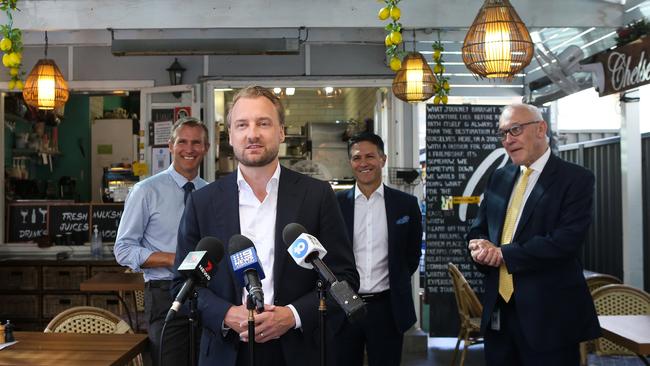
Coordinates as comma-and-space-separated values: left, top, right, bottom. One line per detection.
114, 117, 209, 366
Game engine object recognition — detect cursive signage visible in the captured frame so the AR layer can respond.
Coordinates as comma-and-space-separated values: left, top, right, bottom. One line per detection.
596, 36, 650, 96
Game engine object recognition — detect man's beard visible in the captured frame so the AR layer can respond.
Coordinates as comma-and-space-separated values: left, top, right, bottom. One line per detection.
234, 145, 279, 167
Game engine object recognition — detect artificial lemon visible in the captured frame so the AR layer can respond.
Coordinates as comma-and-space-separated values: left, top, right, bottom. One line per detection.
8, 52, 20, 67
8, 80, 15, 90
433, 49, 441, 61
378, 7, 390, 20
442, 95, 448, 104
433, 95, 441, 105
390, 6, 401, 20
9, 67, 18, 76
15, 79, 23, 90
389, 57, 402, 72
385, 34, 393, 47
389, 31, 402, 45
2, 53, 11, 67
433, 64, 444, 74
0, 38, 12, 52
442, 80, 450, 91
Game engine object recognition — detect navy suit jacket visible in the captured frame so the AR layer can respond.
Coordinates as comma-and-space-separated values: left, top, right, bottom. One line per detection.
174, 167, 359, 366
467, 153, 600, 352
336, 184, 422, 333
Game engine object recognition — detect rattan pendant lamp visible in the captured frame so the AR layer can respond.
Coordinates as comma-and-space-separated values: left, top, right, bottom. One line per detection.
461, 0, 534, 80
22, 31, 69, 110
392, 31, 437, 103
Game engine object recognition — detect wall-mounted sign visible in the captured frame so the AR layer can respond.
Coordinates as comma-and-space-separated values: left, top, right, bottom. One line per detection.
595, 36, 650, 97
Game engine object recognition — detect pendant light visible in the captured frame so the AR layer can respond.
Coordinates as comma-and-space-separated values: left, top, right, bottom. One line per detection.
22, 31, 69, 110
461, 0, 534, 80
392, 31, 436, 103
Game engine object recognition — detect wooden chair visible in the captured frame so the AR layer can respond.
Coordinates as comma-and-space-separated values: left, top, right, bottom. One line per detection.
448, 263, 484, 366
591, 284, 650, 356
44, 306, 143, 366
579, 273, 623, 364
585, 273, 622, 293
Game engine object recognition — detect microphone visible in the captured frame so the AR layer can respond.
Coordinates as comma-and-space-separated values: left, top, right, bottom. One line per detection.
165, 236, 224, 323
229, 234, 266, 313
282, 223, 366, 323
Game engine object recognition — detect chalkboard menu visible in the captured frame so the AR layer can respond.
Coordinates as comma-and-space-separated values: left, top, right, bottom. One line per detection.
7, 203, 49, 242
91, 204, 124, 241
425, 104, 505, 336
48, 204, 91, 244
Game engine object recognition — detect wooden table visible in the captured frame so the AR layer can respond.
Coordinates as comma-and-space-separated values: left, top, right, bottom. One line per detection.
599, 315, 650, 365
0, 331, 147, 366
80, 272, 145, 330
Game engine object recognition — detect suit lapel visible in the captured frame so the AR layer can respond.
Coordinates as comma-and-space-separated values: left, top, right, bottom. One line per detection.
220, 173, 243, 300
342, 188, 355, 243
274, 167, 302, 294
514, 154, 559, 239
383, 185, 398, 260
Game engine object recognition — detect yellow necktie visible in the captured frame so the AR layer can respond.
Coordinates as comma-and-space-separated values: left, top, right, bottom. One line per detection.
498, 167, 533, 302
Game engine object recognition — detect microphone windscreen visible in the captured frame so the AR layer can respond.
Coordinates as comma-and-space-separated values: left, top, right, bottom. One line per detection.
196, 236, 225, 263
228, 234, 255, 255
282, 223, 307, 248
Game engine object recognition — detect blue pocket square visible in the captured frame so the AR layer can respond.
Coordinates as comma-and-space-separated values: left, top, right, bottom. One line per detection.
396, 216, 410, 225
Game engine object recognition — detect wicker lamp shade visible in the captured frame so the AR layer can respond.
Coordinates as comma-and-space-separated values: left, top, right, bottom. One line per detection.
22, 59, 69, 110
392, 52, 437, 103
462, 0, 534, 80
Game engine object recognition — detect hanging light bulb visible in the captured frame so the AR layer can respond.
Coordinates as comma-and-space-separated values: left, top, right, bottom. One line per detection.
22, 31, 69, 110
392, 52, 436, 103
462, 0, 533, 80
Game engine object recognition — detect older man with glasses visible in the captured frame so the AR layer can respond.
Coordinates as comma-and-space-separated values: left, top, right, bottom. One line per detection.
467, 103, 600, 366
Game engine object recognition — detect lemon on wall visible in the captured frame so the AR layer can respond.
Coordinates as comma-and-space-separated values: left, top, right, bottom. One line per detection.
8, 79, 15, 90
433, 64, 444, 74
15, 79, 23, 90
9, 67, 18, 76
8, 52, 20, 67
390, 6, 401, 20
385, 34, 394, 47
0, 38, 12, 52
2, 53, 11, 68
389, 31, 402, 45
389, 57, 402, 72
378, 7, 390, 20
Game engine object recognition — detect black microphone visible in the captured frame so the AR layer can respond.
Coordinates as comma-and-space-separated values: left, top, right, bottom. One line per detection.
165, 236, 224, 323
282, 223, 366, 323
229, 234, 266, 313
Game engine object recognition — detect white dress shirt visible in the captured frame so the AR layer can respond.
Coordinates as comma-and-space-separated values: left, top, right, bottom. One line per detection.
237, 163, 301, 328
505, 147, 551, 242
353, 183, 390, 294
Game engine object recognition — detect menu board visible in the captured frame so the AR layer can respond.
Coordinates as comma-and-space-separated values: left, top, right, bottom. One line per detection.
91, 204, 124, 241
48, 204, 91, 244
425, 104, 504, 335
7, 203, 49, 242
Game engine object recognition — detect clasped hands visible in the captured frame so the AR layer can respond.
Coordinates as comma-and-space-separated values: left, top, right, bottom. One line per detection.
224, 304, 295, 343
468, 239, 504, 267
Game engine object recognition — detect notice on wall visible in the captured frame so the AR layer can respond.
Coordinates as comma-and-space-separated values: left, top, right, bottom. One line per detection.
91, 204, 124, 241
425, 104, 507, 335
7, 204, 49, 242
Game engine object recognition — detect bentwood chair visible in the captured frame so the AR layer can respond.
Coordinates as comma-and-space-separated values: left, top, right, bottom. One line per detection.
44, 306, 143, 366
448, 263, 484, 366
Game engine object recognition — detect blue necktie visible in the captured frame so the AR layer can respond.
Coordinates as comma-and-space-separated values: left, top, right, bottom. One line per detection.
183, 182, 195, 204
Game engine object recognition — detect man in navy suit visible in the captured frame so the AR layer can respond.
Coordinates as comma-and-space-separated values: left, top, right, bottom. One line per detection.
467, 103, 600, 365
335, 132, 422, 366
174, 86, 359, 366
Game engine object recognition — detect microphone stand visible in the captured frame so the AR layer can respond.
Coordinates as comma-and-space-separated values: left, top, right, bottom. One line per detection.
188, 290, 199, 366
246, 295, 256, 366
317, 279, 327, 366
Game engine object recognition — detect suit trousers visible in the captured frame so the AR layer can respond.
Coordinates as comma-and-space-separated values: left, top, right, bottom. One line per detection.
335, 292, 403, 366
484, 298, 579, 366
145, 281, 197, 366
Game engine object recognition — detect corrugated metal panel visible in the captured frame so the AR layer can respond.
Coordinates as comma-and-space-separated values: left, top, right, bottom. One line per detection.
559, 138, 623, 279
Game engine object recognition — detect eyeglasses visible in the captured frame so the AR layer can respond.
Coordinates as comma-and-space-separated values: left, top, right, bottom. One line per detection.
497, 121, 540, 141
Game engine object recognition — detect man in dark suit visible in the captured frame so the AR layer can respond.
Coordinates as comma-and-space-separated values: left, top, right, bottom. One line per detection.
467, 103, 600, 365
174, 86, 359, 366
335, 132, 422, 366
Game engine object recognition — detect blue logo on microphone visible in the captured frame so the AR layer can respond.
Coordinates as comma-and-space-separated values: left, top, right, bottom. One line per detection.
290, 238, 308, 258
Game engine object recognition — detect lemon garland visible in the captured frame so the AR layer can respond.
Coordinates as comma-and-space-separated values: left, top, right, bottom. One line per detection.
378, 0, 404, 72
432, 41, 450, 104
1, 0, 22, 90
